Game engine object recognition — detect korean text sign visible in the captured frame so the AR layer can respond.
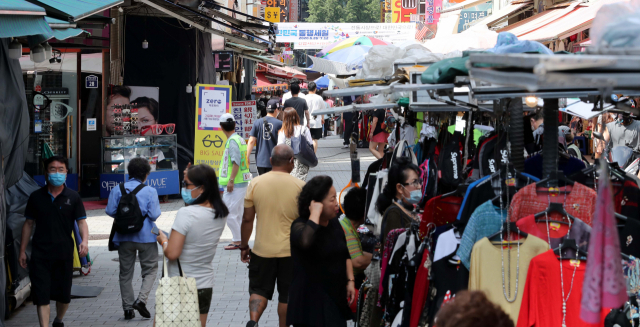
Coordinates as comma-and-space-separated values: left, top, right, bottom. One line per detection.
194, 84, 232, 170
231, 101, 257, 140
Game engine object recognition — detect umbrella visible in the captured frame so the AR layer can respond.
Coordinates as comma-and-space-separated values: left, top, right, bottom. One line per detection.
315, 75, 330, 88
324, 45, 371, 70
318, 36, 390, 57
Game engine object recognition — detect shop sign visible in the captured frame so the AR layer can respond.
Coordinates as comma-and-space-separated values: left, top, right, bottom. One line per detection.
266, 0, 289, 21
457, 1, 491, 32
99, 171, 178, 198
85, 75, 99, 89
194, 84, 232, 170
276, 23, 415, 49
87, 118, 97, 131
42, 87, 69, 95
392, 0, 417, 22
265, 7, 280, 22
425, 0, 442, 24
231, 101, 257, 140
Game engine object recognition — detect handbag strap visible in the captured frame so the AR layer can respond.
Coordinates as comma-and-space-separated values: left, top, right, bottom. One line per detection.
162, 253, 186, 278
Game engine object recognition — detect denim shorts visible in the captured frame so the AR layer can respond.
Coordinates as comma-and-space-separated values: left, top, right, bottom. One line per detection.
198, 288, 213, 314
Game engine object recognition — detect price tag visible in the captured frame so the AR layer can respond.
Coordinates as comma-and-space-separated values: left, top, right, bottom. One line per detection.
265, 7, 279, 22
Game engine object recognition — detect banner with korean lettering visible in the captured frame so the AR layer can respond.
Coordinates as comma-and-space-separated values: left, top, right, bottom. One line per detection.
457, 1, 491, 33
425, 0, 442, 24
231, 101, 257, 140
275, 23, 415, 49
266, 0, 289, 21
194, 84, 231, 170
392, 0, 417, 22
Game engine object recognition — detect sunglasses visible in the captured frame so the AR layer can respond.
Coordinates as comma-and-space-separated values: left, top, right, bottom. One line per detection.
113, 108, 122, 114
114, 117, 122, 123
122, 109, 131, 115
131, 116, 138, 122
131, 108, 138, 113
149, 124, 176, 135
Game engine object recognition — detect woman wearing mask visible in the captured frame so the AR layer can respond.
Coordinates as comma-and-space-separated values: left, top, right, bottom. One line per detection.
287, 176, 356, 327
156, 164, 229, 326
278, 108, 313, 181
375, 157, 422, 248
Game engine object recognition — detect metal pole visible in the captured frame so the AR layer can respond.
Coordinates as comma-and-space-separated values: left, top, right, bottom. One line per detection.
509, 98, 524, 172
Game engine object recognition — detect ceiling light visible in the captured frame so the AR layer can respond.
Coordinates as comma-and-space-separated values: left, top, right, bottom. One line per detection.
31, 44, 46, 63
8, 38, 22, 60
43, 42, 52, 60
186, 84, 193, 93
525, 96, 538, 108
142, 39, 148, 49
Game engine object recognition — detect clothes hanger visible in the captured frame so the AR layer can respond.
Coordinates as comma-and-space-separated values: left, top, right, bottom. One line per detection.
488, 222, 528, 242
553, 238, 588, 261
533, 202, 575, 225
536, 170, 575, 191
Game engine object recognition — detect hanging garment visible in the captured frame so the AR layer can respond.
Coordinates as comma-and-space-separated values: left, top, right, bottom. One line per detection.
580, 171, 627, 324
508, 182, 597, 225
433, 228, 461, 262
516, 215, 591, 254
420, 195, 463, 232
379, 229, 406, 303
401, 124, 417, 146
367, 170, 389, 237
409, 248, 431, 327
469, 236, 548, 323
426, 256, 469, 326
517, 250, 608, 327
619, 218, 640, 258
361, 260, 383, 327
456, 200, 507, 269
438, 131, 463, 193
524, 154, 586, 179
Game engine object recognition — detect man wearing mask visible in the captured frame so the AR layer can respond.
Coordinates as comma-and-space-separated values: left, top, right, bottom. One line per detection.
20, 156, 89, 327
247, 100, 283, 175
240, 144, 305, 327
603, 100, 640, 157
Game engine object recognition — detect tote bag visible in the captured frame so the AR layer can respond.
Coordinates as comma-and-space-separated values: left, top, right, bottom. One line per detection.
155, 255, 201, 327
288, 126, 318, 168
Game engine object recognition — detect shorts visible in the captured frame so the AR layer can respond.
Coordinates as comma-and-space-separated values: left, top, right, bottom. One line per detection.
310, 128, 323, 140
29, 256, 73, 305
198, 288, 213, 314
371, 131, 389, 144
248, 252, 292, 303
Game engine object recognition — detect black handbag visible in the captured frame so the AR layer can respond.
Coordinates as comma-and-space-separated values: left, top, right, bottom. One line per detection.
290, 127, 318, 168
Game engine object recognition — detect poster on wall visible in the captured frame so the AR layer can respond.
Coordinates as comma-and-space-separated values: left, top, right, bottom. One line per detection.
232, 101, 257, 139
105, 85, 160, 137
194, 84, 232, 170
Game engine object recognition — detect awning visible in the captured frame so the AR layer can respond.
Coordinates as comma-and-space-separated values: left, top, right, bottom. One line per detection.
243, 54, 284, 66
46, 16, 88, 40
518, 0, 613, 43
442, 0, 490, 13
1, 0, 46, 15
497, 2, 579, 37
135, 0, 274, 50
252, 73, 287, 93
473, 0, 533, 28
0, 0, 53, 39
25, 0, 123, 22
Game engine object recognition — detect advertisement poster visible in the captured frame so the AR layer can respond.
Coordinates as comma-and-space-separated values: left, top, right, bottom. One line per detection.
105, 85, 160, 137
276, 23, 415, 49
232, 101, 257, 139
194, 84, 232, 170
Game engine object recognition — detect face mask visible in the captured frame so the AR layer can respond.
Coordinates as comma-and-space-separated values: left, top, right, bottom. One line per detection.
266, 95, 271, 99
48, 173, 66, 186
181, 187, 200, 204
402, 185, 422, 204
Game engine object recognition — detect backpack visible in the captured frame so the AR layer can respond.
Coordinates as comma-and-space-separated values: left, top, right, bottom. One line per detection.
113, 183, 147, 235
380, 109, 396, 133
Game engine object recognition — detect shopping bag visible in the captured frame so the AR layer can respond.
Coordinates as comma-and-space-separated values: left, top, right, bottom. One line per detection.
155, 255, 201, 327
289, 127, 318, 168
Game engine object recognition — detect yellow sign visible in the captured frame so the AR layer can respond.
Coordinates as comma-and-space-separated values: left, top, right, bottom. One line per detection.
265, 7, 279, 22
194, 84, 232, 170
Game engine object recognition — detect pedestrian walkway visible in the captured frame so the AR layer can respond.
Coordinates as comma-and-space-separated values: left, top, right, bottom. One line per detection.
6, 136, 375, 327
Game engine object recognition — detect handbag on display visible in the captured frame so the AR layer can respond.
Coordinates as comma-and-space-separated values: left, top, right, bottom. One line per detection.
288, 126, 318, 168
155, 255, 201, 327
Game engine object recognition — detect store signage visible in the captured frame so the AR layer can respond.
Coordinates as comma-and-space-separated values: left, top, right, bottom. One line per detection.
99, 171, 179, 198
232, 101, 257, 140
87, 118, 97, 131
392, 0, 417, 22
194, 84, 232, 170
426, 0, 442, 24
457, 2, 491, 33
42, 87, 69, 95
275, 23, 415, 49
85, 75, 99, 89
265, 7, 279, 22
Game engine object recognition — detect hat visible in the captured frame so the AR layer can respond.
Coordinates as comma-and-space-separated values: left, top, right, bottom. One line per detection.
267, 99, 281, 111
220, 113, 235, 122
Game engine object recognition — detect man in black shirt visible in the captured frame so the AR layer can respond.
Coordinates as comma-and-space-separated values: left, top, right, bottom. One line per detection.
283, 83, 310, 128
20, 156, 89, 327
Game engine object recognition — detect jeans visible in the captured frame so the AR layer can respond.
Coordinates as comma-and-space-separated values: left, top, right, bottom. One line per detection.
117, 242, 159, 310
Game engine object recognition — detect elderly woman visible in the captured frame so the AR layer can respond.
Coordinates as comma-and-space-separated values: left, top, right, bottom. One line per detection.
287, 176, 356, 327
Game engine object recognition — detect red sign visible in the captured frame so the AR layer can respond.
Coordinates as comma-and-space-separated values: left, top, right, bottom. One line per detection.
35, 85, 42, 92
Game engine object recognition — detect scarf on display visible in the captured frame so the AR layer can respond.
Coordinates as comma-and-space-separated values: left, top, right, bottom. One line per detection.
580, 163, 628, 323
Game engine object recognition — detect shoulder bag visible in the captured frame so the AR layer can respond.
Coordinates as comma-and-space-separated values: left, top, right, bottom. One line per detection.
288, 126, 318, 168
155, 254, 201, 326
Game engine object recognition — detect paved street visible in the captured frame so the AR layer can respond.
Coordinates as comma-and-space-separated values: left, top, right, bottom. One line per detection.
6, 136, 375, 327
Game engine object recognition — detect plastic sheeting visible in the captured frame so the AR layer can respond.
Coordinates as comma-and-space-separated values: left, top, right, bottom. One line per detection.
422, 15, 499, 54
590, 0, 640, 49
486, 32, 553, 55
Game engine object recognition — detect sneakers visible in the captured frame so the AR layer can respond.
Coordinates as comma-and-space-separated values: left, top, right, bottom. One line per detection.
132, 299, 151, 319
124, 309, 135, 320
246, 321, 259, 327
343, 144, 349, 148
52, 322, 64, 327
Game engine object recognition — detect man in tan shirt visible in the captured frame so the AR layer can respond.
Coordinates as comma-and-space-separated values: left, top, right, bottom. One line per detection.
240, 144, 305, 327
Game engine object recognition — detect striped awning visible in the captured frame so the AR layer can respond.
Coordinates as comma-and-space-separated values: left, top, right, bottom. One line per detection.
25, 0, 123, 22
0, 14, 52, 38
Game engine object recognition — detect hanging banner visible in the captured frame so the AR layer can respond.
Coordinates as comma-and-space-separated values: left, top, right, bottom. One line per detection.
231, 101, 257, 140
194, 84, 232, 170
457, 2, 491, 33
276, 23, 415, 49
426, 0, 442, 24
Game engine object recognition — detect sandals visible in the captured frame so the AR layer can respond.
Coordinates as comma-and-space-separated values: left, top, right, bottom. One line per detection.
224, 243, 241, 250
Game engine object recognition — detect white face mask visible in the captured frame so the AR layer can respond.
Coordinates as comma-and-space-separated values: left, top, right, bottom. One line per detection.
266, 95, 271, 99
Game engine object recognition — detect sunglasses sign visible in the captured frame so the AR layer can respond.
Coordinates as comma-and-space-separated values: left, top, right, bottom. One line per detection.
194, 84, 232, 170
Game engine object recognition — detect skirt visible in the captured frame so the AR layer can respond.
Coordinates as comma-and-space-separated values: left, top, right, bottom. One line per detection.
291, 158, 309, 181
371, 131, 389, 144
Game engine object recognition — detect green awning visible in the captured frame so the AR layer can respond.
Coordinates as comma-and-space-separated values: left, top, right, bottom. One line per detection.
25, 0, 123, 22
0, 14, 52, 38
0, 0, 46, 15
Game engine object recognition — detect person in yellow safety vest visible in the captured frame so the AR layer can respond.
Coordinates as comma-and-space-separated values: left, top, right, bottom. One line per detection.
219, 113, 252, 250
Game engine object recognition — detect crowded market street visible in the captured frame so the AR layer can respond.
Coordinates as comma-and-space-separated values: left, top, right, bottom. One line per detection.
5, 137, 373, 327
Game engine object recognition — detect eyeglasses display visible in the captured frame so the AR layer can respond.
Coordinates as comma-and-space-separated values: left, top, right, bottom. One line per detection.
102, 134, 178, 174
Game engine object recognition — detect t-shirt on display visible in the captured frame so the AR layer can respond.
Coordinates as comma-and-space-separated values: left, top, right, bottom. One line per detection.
469, 235, 548, 323
516, 214, 591, 256
244, 171, 306, 258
